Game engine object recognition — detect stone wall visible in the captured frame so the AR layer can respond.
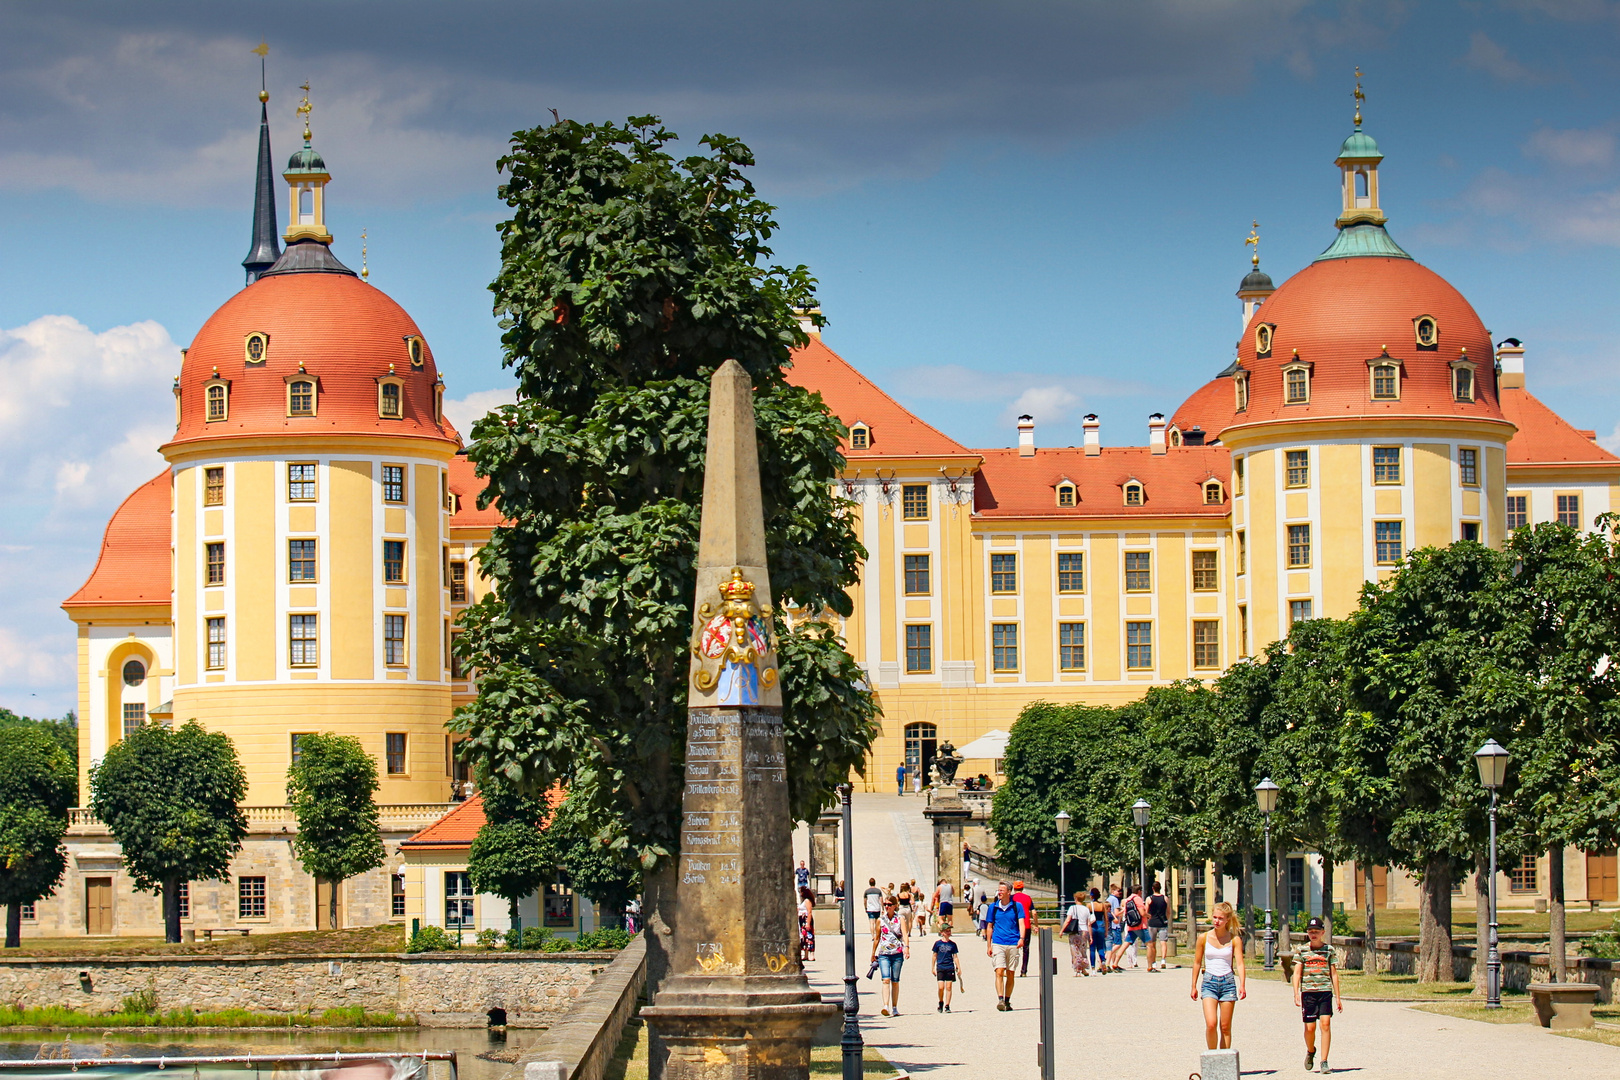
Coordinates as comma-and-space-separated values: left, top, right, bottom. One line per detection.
1336, 938, 1618, 1003
519, 936, 647, 1080
0, 952, 617, 1027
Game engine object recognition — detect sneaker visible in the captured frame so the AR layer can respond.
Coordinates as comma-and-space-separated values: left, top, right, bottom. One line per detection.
1318, 1061, 1330, 1075
1304, 1051, 1315, 1071
937, 1002, 944, 1012
996, 999, 1008, 1011
944, 1004, 951, 1012
880, 1007, 890, 1017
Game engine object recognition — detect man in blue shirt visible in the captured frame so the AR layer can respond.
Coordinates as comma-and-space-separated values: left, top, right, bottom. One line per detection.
896, 763, 907, 795
984, 880, 1028, 1011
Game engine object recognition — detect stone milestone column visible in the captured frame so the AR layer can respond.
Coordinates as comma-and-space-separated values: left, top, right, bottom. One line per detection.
641, 360, 835, 1080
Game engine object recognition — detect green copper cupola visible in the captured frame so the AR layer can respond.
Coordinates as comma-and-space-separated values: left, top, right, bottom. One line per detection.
1314, 68, 1412, 263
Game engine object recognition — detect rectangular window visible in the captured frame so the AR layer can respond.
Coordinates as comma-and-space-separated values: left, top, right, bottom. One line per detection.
445, 871, 475, 928
288, 463, 317, 501
206, 617, 227, 670
544, 875, 576, 928
122, 703, 145, 739
382, 464, 405, 503
450, 561, 468, 603
386, 732, 407, 774
990, 553, 1017, 594
1237, 531, 1247, 574
291, 733, 311, 765
1192, 550, 1218, 591
204, 467, 225, 506
904, 624, 933, 674
20, 902, 36, 921
1289, 599, 1314, 627
1286, 450, 1310, 488
1375, 520, 1404, 565
991, 624, 1019, 672
901, 484, 929, 520
450, 632, 467, 679
238, 876, 267, 919
1126, 621, 1153, 670
289, 614, 319, 666
385, 614, 407, 666
383, 540, 406, 584
1057, 552, 1084, 593
1509, 855, 1538, 893
381, 383, 402, 418
1192, 620, 1220, 669
904, 554, 931, 596
1557, 494, 1582, 528
391, 875, 406, 918
1458, 448, 1478, 486
1059, 623, 1086, 671
1124, 551, 1152, 592
442, 471, 451, 513
206, 542, 225, 585
1372, 365, 1398, 399
288, 539, 317, 582
1454, 367, 1474, 402
1372, 447, 1402, 485
1285, 368, 1309, 403
289, 380, 314, 416
1239, 605, 1250, 658
1287, 524, 1312, 568
177, 881, 189, 920
1461, 522, 1480, 542
1506, 495, 1528, 531
1234, 456, 1245, 495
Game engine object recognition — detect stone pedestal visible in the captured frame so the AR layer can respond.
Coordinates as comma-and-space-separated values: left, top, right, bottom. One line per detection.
924, 787, 971, 928
809, 811, 839, 901
1529, 982, 1598, 1029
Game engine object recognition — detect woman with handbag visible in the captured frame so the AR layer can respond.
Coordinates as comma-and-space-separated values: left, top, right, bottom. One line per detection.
870, 896, 910, 1016
1062, 890, 1092, 975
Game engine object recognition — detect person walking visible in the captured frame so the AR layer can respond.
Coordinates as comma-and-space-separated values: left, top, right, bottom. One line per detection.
932, 922, 960, 1012
798, 886, 817, 962
983, 881, 1027, 1011
864, 878, 884, 926
932, 878, 955, 934
1088, 888, 1111, 972
1010, 879, 1035, 977
912, 879, 930, 936
795, 859, 810, 894
1109, 884, 1148, 971
897, 880, 915, 938
1061, 890, 1092, 975
1146, 880, 1170, 972
1292, 916, 1343, 1074
896, 763, 907, 795
1189, 901, 1246, 1050
1105, 884, 1124, 969
871, 896, 910, 1016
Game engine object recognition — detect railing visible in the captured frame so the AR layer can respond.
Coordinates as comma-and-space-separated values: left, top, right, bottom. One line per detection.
69, 803, 457, 829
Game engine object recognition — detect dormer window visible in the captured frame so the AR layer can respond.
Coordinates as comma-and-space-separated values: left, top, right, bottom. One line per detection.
204, 379, 230, 422
1123, 481, 1145, 507
849, 422, 870, 450
378, 377, 403, 419
245, 332, 269, 365
1371, 361, 1400, 400
1255, 323, 1275, 358
1283, 363, 1311, 405
287, 376, 316, 417
1203, 480, 1224, 505
433, 379, 445, 424
1233, 370, 1249, 412
1056, 481, 1077, 508
406, 336, 425, 368
1451, 353, 1478, 402
1414, 316, 1438, 349
1168, 427, 1182, 448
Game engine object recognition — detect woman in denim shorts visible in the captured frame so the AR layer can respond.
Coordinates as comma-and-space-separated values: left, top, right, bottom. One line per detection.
1189, 901, 1246, 1049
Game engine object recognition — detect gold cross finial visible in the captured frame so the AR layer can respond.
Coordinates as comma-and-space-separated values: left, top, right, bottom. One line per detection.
252, 41, 269, 102
1245, 220, 1260, 268
297, 81, 313, 141
1353, 66, 1365, 128
361, 229, 369, 281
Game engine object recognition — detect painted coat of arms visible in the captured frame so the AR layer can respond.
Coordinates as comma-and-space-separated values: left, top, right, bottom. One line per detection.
692, 568, 777, 706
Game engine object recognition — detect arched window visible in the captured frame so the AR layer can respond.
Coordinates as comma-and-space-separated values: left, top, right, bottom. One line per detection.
1124, 482, 1145, 507
1056, 482, 1077, 508
1168, 428, 1182, 447
1372, 363, 1399, 400
206, 383, 228, 421
1453, 366, 1475, 402
1284, 366, 1310, 404
379, 381, 402, 418
1234, 371, 1249, 412
904, 722, 938, 782
288, 379, 315, 417
1355, 170, 1369, 199
299, 186, 314, 221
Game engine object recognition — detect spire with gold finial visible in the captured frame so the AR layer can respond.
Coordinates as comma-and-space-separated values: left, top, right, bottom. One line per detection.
1353, 65, 1365, 129
1316, 65, 1411, 260
1236, 220, 1274, 328
281, 81, 333, 246
360, 229, 369, 281
242, 41, 281, 284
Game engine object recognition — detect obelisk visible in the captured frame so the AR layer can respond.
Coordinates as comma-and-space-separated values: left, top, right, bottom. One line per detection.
641, 359, 835, 1079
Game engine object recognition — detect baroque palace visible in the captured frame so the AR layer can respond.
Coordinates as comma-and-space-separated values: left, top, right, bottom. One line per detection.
37, 93, 1620, 937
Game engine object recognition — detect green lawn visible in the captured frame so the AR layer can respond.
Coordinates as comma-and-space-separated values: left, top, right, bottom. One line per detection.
1410, 999, 1620, 1048
1247, 967, 1527, 1002
5, 924, 407, 958
1337, 908, 1615, 939
603, 1018, 896, 1080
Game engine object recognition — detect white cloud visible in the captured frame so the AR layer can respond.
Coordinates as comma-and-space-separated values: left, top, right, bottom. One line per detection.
1009, 386, 1083, 430
443, 387, 517, 436
1525, 125, 1617, 168
1600, 421, 1620, 455
1460, 30, 1540, 82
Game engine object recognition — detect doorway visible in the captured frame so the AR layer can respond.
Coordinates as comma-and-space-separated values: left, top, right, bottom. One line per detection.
1587, 851, 1618, 904
903, 722, 937, 785
85, 878, 113, 935
1354, 865, 1389, 909
315, 880, 344, 929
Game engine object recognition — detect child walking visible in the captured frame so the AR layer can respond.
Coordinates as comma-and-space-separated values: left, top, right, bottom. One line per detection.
1291, 917, 1344, 1074
932, 923, 960, 1011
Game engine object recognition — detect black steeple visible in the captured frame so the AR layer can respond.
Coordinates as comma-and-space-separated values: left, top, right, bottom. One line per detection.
242, 96, 281, 284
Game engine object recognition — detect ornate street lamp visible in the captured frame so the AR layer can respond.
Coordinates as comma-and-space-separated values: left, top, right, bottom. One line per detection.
1475, 740, 1510, 1009
1255, 778, 1280, 970
837, 784, 863, 1079
1132, 799, 1150, 897
1055, 810, 1071, 912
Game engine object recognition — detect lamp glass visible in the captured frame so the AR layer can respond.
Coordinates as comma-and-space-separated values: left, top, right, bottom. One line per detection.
1132, 798, 1150, 828
1474, 739, 1510, 790
1054, 810, 1070, 835
1255, 778, 1280, 815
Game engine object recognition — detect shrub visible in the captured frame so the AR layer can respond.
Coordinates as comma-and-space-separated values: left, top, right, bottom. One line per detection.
521, 926, 552, 950
476, 929, 502, 950
576, 927, 631, 951
405, 926, 458, 953
120, 986, 159, 1015
1583, 912, 1620, 959
1289, 908, 1352, 937
541, 937, 575, 953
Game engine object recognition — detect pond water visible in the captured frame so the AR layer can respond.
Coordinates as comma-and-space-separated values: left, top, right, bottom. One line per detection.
0, 1028, 539, 1080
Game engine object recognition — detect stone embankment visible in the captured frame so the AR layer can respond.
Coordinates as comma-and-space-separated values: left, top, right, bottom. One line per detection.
0, 952, 617, 1027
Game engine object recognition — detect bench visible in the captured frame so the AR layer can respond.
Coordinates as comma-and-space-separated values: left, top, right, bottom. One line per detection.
1529, 983, 1598, 1030
197, 928, 252, 942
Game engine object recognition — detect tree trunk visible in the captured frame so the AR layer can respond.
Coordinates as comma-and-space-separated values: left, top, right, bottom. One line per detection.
509, 897, 522, 934
1240, 850, 1255, 958
1472, 857, 1489, 997
1321, 855, 1334, 949
1549, 844, 1567, 983
162, 879, 182, 944
1364, 863, 1378, 973
1213, 849, 1224, 904
329, 877, 341, 931
1185, 864, 1198, 949
4, 904, 20, 949
642, 859, 678, 1080
1273, 857, 1291, 957
1415, 856, 1454, 983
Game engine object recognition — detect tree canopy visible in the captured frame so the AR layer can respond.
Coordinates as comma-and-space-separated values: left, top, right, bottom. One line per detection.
285, 733, 385, 930
0, 725, 76, 947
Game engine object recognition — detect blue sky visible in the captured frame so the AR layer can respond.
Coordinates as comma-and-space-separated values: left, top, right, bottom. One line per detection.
2, 1, 1617, 717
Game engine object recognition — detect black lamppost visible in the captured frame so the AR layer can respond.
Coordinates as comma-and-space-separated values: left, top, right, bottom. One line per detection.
1132, 799, 1150, 896
1055, 810, 1071, 910
1255, 778, 1280, 970
1474, 740, 1510, 1009
837, 783, 863, 1080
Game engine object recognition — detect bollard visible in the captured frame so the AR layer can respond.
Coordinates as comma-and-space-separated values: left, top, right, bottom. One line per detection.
1037, 928, 1054, 1080
1199, 1048, 1239, 1080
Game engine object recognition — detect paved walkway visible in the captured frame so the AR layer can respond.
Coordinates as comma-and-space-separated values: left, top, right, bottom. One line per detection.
793, 793, 1620, 1079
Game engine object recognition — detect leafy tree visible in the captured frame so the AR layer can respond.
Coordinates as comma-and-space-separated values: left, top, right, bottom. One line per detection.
0, 709, 77, 772
89, 721, 247, 943
536, 781, 643, 921
450, 116, 880, 983
0, 726, 76, 947
467, 770, 554, 932
285, 733, 384, 930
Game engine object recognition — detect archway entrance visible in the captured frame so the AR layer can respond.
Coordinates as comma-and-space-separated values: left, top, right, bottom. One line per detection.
904, 722, 937, 786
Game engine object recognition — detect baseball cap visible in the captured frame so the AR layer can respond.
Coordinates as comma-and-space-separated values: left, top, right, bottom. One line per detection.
1013, 880, 1024, 890
1306, 917, 1325, 930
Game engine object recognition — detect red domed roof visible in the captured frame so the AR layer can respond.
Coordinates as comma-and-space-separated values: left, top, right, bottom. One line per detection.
1169, 376, 1239, 443
1222, 257, 1507, 432
165, 272, 458, 451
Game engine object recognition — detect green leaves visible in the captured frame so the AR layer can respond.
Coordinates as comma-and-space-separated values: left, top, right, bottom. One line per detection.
285, 733, 385, 885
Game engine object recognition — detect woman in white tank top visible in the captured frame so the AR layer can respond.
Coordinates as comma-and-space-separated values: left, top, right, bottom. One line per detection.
1190, 901, 1246, 1050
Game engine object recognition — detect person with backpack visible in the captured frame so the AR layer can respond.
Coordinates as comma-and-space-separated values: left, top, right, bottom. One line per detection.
1061, 890, 1092, 975
1146, 880, 1171, 972
1108, 884, 1148, 971
1088, 888, 1112, 972
1010, 880, 1035, 976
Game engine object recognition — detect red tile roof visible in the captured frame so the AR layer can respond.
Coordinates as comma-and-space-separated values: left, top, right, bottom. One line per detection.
784, 339, 973, 459
449, 453, 507, 529
974, 447, 1230, 518
63, 471, 172, 610
401, 787, 566, 848
1224, 257, 1507, 431
165, 273, 459, 451
1169, 377, 1239, 443
1501, 387, 1620, 469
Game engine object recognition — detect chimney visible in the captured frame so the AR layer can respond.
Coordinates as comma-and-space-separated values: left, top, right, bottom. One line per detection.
1148, 413, 1167, 455
1184, 426, 1206, 447
1082, 414, 1101, 457
1017, 414, 1035, 457
795, 304, 823, 341
1496, 338, 1524, 390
